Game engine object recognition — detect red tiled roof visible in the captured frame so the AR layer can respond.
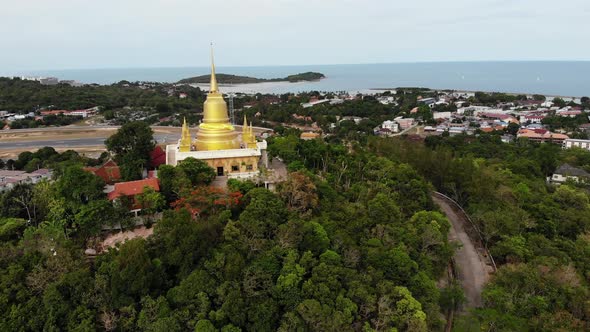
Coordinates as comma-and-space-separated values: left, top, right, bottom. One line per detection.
481, 113, 510, 120
41, 110, 68, 115
517, 128, 569, 141
102, 160, 117, 167
84, 159, 121, 184
107, 178, 160, 201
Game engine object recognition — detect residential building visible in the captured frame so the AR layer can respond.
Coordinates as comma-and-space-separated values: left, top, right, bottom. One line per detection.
520, 114, 545, 124
433, 112, 452, 120
107, 178, 160, 215
395, 117, 414, 130
517, 128, 569, 143
0, 169, 53, 192
300, 132, 321, 140
381, 120, 399, 132
84, 160, 121, 184
563, 138, 590, 151
548, 164, 590, 184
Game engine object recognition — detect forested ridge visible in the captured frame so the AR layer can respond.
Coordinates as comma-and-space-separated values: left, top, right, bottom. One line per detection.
0, 132, 455, 331
2, 124, 590, 330
177, 72, 325, 84
368, 133, 590, 330
0, 77, 205, 113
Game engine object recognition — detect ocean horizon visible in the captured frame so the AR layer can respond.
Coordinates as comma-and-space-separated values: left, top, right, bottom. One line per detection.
8, 61, 590, 97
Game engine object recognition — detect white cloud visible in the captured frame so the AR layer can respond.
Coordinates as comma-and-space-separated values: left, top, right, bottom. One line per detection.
0, 0, 589, 71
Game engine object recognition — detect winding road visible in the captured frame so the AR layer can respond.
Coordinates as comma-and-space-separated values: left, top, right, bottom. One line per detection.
432, 193, 493, 309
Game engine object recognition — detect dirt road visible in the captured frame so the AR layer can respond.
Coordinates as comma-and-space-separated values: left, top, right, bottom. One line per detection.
432, 194, 492, 309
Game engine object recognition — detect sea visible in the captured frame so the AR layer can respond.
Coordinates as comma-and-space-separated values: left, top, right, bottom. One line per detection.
12, 61, 590, 97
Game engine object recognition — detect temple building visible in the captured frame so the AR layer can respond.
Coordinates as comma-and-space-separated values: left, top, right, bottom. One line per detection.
165, 50, 267, 178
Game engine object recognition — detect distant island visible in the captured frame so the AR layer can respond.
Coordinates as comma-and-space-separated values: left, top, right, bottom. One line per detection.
177, 72, 325, 84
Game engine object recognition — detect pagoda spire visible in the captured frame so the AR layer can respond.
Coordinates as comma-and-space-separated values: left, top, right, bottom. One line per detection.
194, 45, 240, 151
179, 117, 192, 152
209, 43, 218, 93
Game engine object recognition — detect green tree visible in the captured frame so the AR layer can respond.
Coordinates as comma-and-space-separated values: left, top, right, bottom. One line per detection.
74, 199, 118, 239
177, 157, 216, 186
136, 186, 165, 216
105, 121, 155, 180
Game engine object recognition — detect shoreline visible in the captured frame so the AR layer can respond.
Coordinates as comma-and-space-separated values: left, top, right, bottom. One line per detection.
7, 62, 588, 97
369, 87, 583, 100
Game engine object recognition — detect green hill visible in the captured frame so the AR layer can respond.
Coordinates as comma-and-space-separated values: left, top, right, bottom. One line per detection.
178, 72, 325, 84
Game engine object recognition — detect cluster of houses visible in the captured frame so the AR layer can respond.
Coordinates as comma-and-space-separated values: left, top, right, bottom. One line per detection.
14, 76, 83, 87
0, 111, 36, 122
0, 107, 100, 128
0, 147, 167, 218
0, 169, 52, 192
374, 117, 415, 136
39, 107, 99, 118
374, 93, 587, 144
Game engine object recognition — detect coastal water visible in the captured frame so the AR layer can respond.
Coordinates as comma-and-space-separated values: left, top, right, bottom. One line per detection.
14, 61, 590, 97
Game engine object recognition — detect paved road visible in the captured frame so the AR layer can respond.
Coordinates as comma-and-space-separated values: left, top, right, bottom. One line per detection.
0, 125, 271, 150
0, 134, 181, 149
432, 194, 491, 309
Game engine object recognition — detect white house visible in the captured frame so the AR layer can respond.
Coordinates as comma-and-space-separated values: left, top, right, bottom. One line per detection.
433, 112, 452, 120
0, 169, 53, 192
548, 164, 590, 185
563, 138, 590, 151
381, 120, 399, 132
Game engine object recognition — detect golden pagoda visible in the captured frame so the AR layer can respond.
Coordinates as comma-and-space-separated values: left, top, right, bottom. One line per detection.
242, 115, 257, 148
193, 47, 240, 151
165, 47, 268, 177
179, 117, 192, 152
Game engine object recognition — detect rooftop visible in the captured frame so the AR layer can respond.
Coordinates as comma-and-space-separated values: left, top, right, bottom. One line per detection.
555, 164, 590, 178
107, 178, 160, 201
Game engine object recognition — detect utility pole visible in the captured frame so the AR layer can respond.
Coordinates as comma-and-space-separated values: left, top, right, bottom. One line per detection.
228, 92, 235, 125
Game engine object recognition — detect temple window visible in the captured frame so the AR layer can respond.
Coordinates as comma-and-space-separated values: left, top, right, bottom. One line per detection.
231, 165, 239, 172
246, 164, 253, 171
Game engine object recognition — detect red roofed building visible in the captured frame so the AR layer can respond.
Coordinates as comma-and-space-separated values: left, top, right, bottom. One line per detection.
557, 110, 582, 117
40, 110, 68, 116
107, 178, 160, 211
517, 128, 569, 143
84, 160, 121, 184
150, 146, 166, 168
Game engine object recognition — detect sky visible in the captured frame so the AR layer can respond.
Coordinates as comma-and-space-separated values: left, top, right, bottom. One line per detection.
1, 0, 590, 72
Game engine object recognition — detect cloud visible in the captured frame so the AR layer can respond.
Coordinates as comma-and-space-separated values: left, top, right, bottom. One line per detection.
1, 0, 589, 72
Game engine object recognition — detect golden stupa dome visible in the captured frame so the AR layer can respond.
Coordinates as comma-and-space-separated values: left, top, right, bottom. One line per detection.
193, 47, 240, 151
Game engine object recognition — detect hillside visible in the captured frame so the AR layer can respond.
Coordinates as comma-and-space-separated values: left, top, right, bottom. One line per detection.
177, 71, 325, 84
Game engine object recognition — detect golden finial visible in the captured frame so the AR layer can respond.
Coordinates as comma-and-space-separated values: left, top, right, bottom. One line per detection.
179, 117, 192, 152
209, 43, 218, 93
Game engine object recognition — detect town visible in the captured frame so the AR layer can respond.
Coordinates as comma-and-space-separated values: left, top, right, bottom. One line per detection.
1, 56, 590, 332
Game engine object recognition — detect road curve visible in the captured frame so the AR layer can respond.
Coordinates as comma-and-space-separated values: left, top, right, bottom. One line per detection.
432, 194, 492, 309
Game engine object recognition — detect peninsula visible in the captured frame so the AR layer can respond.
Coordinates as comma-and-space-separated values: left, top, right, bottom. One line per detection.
177, 71, 325, 84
